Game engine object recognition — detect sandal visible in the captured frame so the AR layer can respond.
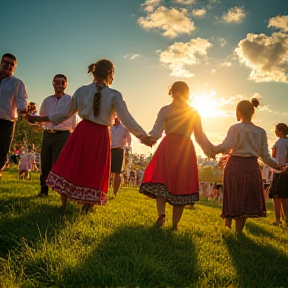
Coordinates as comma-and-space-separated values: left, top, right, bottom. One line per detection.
156, 214, 166, 227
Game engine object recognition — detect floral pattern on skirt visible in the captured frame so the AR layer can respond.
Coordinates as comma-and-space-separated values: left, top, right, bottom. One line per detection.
47, 171, 107, 205
140, 183, 199, 205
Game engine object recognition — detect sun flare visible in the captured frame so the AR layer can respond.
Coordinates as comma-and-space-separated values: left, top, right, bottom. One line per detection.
189, 91, 223, 117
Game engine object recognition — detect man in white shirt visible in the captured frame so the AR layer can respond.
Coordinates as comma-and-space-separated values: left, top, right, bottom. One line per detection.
0, 53, 28, 177
38, 74, 76, 196
110, 116, 131, 196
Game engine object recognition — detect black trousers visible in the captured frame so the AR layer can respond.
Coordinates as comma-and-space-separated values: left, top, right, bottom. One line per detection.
0, 118, 14, 170
40, 130, 70, 195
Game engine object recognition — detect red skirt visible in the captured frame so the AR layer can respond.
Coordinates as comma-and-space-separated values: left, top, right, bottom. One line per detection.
139, 134, 199, 205
46, 120, 111, 205
221, 155, 266, 219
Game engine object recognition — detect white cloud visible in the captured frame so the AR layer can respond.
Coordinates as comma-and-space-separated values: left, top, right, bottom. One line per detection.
159, 38, 212, 77
141, 0, 162, 12
192, 8, 206, 17
173, 0, 195, 4
220, 61, 232, 67
235, 32, 288, 83
137, 6, 195, 38
124, 54, 142, 60
268, 15, 288, 32
222, 7, 247, 23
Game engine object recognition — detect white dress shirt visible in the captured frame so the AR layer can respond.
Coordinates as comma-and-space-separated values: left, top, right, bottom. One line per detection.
0, 75, 28, 121
214, 123, 278, 168
49, 83, 147, 139
110, 123, 132, 149
40, 94, 76, 131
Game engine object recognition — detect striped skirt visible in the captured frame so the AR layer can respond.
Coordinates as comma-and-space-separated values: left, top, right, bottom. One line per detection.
221, 155, 266, 219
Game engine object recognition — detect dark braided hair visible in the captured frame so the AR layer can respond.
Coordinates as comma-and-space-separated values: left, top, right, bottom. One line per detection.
88, 59, 114, 117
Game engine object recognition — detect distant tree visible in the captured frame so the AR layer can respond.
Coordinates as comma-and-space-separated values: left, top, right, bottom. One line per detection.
11, 117, 43, 151
198, 166, 223, 183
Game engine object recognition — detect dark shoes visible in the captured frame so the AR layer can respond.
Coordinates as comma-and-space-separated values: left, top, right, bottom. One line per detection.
37, 192, 48, 197
81, 203, 94, 214
156, 214, 166, 227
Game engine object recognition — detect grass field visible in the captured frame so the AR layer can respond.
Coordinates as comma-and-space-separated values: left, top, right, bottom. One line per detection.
0, 169, 288, 288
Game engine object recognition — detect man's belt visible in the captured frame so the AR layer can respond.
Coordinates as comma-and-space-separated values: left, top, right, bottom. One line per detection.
44, 129, 70, 134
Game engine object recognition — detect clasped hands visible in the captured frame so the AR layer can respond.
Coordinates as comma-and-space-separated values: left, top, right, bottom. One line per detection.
140, 135, 157, 148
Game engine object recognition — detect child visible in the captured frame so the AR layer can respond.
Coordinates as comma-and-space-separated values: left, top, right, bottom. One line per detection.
18, 147, 35, 180
269, 123, 288, 226
139, 81, 213, 230
213, 98, 284, 236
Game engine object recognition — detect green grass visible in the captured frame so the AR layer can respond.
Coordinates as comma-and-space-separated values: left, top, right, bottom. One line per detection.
0, 169, 288, 288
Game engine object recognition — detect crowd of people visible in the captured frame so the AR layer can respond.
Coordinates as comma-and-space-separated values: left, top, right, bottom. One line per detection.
1, 52, 288, 236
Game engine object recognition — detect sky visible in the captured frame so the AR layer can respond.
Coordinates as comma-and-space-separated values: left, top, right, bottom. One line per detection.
1, 0, 288, 157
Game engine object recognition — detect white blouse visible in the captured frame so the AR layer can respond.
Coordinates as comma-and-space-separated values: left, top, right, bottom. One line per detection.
273, 138, 288, 165
149, 103, 213, 155
49, 83, 147, 139
214, 123, 278, 168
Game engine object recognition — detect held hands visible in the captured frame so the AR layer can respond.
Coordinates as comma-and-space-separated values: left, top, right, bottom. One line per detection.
140, 136, 157, 147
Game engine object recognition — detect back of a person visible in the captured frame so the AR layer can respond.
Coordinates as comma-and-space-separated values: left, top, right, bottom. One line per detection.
76, 84, 118, 125
163, 104, 196, 137
230, 123, 265, 157
274, 137, 288, 165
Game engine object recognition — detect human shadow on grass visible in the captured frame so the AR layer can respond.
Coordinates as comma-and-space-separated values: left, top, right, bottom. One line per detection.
58, 225, 198, 288
245, 222, 276, 238
224, 234, 288, 288
0, 197, 78, 258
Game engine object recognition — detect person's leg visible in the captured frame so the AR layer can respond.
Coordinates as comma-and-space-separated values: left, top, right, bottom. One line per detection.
172, 205, 185, 231
235, 217, 247, 236
281, 199, 288, 224
224, 218, 232, 229
61, 194, 68, 209
156, 196, 166, 227
273, 197, 282, 224
39, 134, 52, 196
113, 173, 121, 196
0, 120, 14, 171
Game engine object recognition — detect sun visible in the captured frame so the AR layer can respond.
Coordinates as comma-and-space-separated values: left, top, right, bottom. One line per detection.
188, 91, 223, 117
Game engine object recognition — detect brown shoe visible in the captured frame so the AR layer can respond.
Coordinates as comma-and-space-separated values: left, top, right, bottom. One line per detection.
156, 214, 166, 227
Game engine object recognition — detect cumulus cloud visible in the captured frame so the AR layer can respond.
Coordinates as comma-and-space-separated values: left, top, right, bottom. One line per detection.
141, 0, 162, 12
192, 8, 206, 17
234, 32, 288, 82
159, 38, 212, 77
268, 15, 288, 32
137, 6, 195, 38
222, 7, 247, 23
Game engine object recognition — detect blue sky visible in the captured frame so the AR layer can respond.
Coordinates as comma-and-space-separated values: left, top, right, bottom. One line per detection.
1, 0, 288, 156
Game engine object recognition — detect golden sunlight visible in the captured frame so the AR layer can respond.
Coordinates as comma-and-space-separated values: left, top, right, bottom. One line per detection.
189, 91, 224, 117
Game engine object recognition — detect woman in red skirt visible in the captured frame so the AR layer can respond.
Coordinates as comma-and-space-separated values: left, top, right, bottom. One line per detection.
28, 59, 152, 212
213, 98, 283, 236
139, 81, 213, 230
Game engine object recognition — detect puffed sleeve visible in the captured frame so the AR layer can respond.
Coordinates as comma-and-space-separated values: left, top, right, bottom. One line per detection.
49, 91, 78, 125
16, 80, 28, 112
114, 92, 147, 139
259, 131, 278, 169
148, 107, 165, 139
213, 125, 239, 155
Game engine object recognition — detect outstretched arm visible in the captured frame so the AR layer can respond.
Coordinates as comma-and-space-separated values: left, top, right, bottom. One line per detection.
193, 112, 214, 157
